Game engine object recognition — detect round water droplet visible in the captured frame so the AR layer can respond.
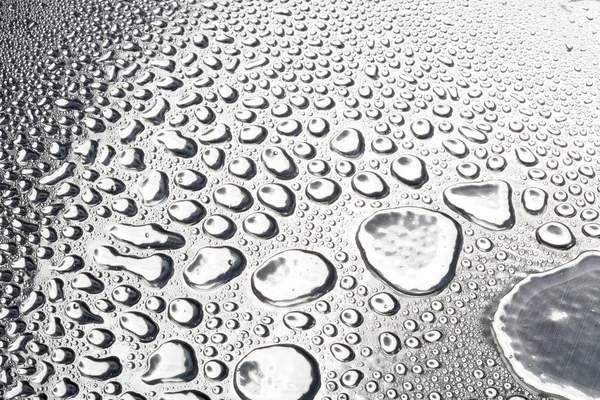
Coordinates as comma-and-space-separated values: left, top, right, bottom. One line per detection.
234, 345, 320, 400
252, 249, 336, 307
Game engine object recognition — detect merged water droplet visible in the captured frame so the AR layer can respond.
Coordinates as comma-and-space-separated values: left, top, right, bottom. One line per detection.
93, 246, 173, 288
141, 340, 198, 385
183, 246, 246, 291
109, 223, 185, 250
77, 356, 122, 381
138, 170, 169, 206
443, 180, 515, 231
357, 207, 462, 295
493, 252, 600, 400
119, 311, 159, 343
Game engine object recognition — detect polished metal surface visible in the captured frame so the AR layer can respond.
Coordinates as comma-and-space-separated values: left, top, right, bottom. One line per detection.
1, 0, 599, 399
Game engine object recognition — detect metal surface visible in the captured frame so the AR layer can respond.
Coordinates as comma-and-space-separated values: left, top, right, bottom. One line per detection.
0, 0, 599, 399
